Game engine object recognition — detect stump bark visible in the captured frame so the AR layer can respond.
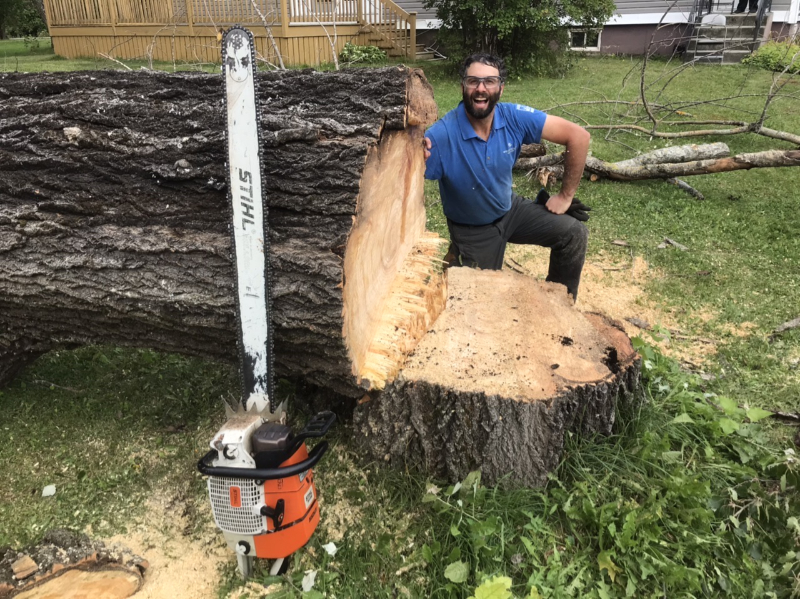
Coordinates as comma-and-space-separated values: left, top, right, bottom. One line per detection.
1, 68, 641, 485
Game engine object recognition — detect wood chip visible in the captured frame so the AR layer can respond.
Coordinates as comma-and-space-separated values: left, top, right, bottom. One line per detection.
663, 237, 688, 251
611, 240, 630, 247
12, 555, 38, 580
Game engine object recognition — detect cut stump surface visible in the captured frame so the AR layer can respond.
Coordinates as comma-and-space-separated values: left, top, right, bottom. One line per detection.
355, 268, 642, 487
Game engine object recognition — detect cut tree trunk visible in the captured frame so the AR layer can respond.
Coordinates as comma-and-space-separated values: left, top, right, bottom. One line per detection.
0, 530, 146, 599
1, 69, 641, 486
0, 67, 443, 397
354, 268, 641, 487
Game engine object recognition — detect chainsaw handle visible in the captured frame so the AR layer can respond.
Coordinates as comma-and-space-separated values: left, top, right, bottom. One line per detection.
291, 411, 336, 448
197, 440, 329, 480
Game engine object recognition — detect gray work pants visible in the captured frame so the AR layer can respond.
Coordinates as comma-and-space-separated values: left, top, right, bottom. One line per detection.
446, 193, 589, 299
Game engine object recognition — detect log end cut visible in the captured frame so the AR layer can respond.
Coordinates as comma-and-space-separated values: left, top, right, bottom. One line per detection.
354, 268, 642, 487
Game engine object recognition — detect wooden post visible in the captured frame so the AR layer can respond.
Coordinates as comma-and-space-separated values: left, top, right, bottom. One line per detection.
185, 0, 195, 35
106, 0, 119, 36
279, 0, 290, 37
409, 11, 416, 59
356, 0, 363, 25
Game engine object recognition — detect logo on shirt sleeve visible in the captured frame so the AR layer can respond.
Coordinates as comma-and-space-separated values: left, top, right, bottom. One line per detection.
515, 104, 536, 113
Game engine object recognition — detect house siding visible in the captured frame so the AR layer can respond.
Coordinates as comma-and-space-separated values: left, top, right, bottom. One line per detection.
600, 23, 693, 54
394, 0, 437, 21
612, 0, 695, 15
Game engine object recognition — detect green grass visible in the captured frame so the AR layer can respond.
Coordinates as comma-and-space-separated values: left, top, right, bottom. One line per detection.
1, 49, 799, 598
0, 37, 219, 72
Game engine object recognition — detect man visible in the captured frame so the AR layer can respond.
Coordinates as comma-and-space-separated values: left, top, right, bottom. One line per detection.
424, 53, 591, 300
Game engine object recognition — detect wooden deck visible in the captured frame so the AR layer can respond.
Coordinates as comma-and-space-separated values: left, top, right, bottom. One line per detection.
43, 0, 417, 66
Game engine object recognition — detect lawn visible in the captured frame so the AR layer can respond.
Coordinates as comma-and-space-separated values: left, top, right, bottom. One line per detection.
1, 41, 798, 598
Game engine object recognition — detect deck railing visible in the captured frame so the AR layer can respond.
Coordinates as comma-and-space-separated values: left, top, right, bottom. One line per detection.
45, 0, 413, 53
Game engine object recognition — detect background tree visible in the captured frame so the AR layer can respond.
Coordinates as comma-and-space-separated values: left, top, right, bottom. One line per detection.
425, 0, 614, 75
0, 0, 46, 38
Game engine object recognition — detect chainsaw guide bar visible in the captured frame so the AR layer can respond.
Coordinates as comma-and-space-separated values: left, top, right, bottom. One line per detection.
222, 26, 277, 417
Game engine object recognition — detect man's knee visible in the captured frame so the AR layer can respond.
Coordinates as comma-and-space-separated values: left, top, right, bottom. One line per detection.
557, 219, 588, 255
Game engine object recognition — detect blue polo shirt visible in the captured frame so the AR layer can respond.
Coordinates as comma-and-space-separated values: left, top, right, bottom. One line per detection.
425, 102, 547, 225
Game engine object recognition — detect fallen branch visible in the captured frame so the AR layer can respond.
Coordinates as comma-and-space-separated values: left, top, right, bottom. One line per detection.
769, 316, 800, 340
520, 149, 800, 181
515, 142, 729, 171
666, 178, 705, 200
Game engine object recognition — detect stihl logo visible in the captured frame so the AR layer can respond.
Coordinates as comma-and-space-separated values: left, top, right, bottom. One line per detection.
229, 486, 242, 508
238, 169, 255, 230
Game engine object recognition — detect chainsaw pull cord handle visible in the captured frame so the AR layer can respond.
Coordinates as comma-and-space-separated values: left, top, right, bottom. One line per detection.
197, 440, 330, 480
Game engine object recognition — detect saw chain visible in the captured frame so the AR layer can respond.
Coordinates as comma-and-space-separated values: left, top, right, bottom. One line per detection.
222, 26, 276, 416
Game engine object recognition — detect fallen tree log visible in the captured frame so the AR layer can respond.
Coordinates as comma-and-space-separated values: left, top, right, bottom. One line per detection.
1, 69, 641, 485
0, 67, 443, 396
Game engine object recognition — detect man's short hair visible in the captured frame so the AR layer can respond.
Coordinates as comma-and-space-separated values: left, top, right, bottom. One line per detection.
460, 53, 508, 81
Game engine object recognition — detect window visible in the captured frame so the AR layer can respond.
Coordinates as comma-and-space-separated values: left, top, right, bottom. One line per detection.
570, 29, 601, 51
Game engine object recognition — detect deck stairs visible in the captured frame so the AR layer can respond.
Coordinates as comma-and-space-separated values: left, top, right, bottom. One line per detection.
361, 24, 445, 61
684, 13, 770, 63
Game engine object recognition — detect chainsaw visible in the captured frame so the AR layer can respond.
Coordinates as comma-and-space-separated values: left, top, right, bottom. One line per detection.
197, 26, 335, 579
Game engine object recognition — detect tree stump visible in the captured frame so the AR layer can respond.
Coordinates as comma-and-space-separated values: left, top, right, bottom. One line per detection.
353, 268, 641, 487
0, 530, 146, 599
0, 68, 641, 485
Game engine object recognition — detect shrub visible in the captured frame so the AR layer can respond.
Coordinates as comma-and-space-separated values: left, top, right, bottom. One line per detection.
742, 39, 800, 74
338, 42, 386, 64
425, 0, 614, 77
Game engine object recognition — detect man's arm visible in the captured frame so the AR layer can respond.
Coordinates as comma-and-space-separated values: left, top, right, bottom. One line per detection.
540, 115, 590, 215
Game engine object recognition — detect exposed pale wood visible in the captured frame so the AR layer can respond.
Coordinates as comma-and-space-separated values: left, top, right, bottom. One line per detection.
12, 568, 142, 599
354, 268, 641, 487
518, 149, 800, 181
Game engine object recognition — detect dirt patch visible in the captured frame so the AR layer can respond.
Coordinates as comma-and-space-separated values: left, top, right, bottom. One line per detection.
101, 491, 231, 599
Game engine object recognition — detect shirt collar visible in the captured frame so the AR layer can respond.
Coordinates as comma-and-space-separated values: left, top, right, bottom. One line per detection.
456, 102, 506, 141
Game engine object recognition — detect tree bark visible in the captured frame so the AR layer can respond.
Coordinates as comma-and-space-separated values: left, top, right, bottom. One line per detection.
0, 67, 442, 396
354, 268, 642, 488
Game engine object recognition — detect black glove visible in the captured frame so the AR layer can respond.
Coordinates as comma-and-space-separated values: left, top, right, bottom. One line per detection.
534, 189, 591, 222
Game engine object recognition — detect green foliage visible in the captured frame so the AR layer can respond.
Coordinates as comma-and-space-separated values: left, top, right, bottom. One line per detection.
742, 40, 800, 74
338, 42, 386, 64
416, 336, 799, 597
0, 0, 45, 38
425, 0, 614, 76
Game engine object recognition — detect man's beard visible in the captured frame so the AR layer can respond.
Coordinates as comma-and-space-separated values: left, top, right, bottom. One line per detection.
463, 87, 502, 120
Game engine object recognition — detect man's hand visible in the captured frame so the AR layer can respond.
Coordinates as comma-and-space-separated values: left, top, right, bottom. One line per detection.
535, 189, 591, 221
423, 137, 431, 162
545, 192, 572, 215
